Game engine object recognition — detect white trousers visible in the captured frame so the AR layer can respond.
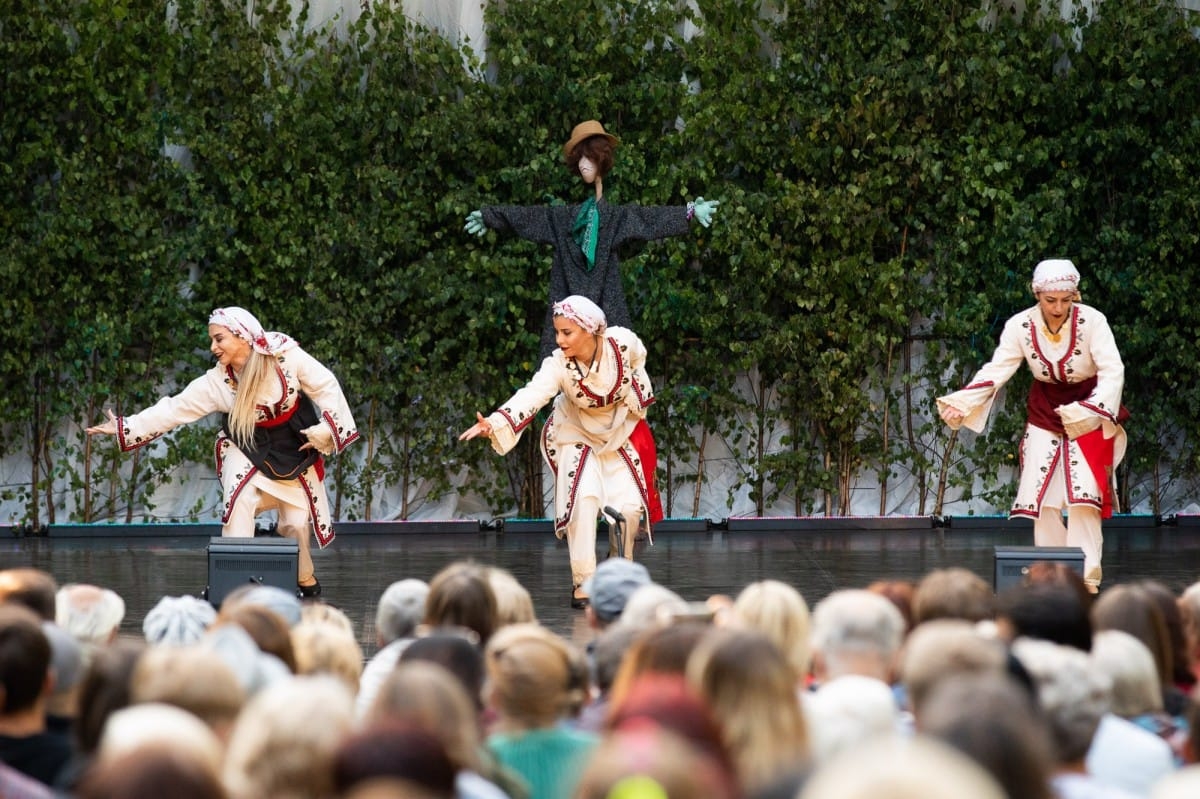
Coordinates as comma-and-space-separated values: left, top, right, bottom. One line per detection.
223, 479, 314, 583
1034, 504, 1103, 587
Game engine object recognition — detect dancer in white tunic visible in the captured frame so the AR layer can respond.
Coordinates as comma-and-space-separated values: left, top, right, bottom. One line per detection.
459, 295, 660, 609
86, 307, 359, 598
938, 259, 1128, 591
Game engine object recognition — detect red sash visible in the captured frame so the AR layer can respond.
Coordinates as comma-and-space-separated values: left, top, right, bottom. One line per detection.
629, 419, 664, 524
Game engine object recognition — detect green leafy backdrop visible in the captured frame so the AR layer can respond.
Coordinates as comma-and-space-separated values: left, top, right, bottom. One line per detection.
2, 0, 1198, 526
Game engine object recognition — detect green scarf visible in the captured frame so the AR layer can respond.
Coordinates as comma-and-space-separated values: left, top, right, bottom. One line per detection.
571, 197, 600, 271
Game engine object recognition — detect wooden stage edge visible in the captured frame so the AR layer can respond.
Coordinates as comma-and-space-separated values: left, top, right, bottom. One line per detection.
4, 513, 1197, 539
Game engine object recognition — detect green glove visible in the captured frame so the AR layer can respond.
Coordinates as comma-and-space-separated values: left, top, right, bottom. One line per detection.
464, 210, 486, 237
691, 197, 720, 228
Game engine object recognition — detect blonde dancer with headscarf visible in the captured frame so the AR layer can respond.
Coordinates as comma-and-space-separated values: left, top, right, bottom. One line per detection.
938, 259, 1129, 591
460, 295, 661, 608
87, 307, 359, 598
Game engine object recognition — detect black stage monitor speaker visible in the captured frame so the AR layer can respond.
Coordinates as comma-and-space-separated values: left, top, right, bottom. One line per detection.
206, 536, 298, 607
993, 545, 1084, 593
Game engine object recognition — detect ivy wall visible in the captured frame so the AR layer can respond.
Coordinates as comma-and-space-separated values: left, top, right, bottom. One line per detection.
2, 0, 1199, 526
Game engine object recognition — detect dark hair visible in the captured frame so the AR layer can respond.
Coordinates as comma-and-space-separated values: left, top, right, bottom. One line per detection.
77, 746, 227, 799
399, 631, 485, 711
333, 722, 456, 798
74, 639, 146, 754
0, 604, 52, 713
920, 673, 1056, 799
996, 582, 1092, 651
867, 579, 917, 632
423, 562, 497, 645
565, 135, 615, 179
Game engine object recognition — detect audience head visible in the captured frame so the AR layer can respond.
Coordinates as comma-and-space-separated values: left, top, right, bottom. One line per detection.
576, 726, 738, 799
730, 578, 811, 682
918, 672, 1055, 799
41, 620, 85, 715
608, 620, 710, 710
143, 595, 216, 647
130, 645, 246, 738
606, 672, 733, 775
583, 558, 652, 626
1091, 583, 1175, 694
224, 584, 302, 628
1011, 636, 1112, 764
56, 583, 126, 655
686, 626, 809, 795
616, 582, 689, 630
0, 604, 52, 716
97, 702, 223, 775
866, 579, 917, 633
198, 623, 291, 696
77, 743, 228, 799
810, 589, 906, 683
222, 674, 356, 799
804, 673, 899, 764
1021, 561, 1093, 609
332, 722, 456, 799
799, 734, 1006, 799
399, 630, 486, 711
901, 619, 1008, 717
483, 622, 588, 731
367, 660, 485, 773
213, 601, 297, 672
995, 581, 1092, 651
374, 578, 429, 645
1136, 579, 1192, 688
486, 566, 536, 626
423, 561, 498, 645
0, 567, 58, 619
74, 638, 146, 755
1089, 628, 1163, 717
291, 618, 364, 693
911, 567, 994, 626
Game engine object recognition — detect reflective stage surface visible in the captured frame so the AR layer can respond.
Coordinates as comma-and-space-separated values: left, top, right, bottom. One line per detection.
4, 516, 1200, 653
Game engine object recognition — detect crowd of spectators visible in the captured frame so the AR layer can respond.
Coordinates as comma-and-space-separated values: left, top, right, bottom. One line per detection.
3, 556, 1200, 799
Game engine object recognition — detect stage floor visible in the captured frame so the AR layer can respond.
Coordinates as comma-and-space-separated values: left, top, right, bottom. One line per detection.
5, 516, 1200, 652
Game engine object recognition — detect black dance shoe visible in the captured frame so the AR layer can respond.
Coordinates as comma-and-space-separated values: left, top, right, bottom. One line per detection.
298, 577, 322, 599
570, 588, 590, 609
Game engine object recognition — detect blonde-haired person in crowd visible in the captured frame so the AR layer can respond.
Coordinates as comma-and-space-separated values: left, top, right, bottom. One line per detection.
729, 578, 812, 687
686, 626, 810, 796
483, 623, 596, 799
368, 660, 523, 799
56, 583, 125, 662
129, 645, 246, 744
938, 258, 1128, 592
291, 616, 364, 695
87, 306, 359, 598
485, 567, 536, 627
460, 296, 661, 608
222, 674, 356, 799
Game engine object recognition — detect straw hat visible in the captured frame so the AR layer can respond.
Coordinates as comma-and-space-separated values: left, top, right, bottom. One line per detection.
563, 120, 619, 158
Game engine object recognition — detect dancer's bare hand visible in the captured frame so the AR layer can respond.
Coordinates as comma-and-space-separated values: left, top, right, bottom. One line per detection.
459, 412, 493, 441
86, 408, 119, 436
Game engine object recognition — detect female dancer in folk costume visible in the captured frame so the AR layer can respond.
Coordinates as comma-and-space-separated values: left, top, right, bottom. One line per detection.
459, 295, 662, 609
465, 119, 719, 358
938, 259, 1129, 591
87, 307, 359, 598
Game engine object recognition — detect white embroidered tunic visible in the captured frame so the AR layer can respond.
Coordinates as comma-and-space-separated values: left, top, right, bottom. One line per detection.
485, 327, 655, 536
114, 345, 358, 546
937, 303, 1126, 517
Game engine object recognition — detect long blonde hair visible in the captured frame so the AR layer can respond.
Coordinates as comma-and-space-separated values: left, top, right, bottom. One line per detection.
227, 350, 273, 450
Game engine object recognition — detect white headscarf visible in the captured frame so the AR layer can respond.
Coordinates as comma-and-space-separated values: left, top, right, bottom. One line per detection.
552, 295, 607, 335
208, 307, 296, 356
1030, 259, 1081, 294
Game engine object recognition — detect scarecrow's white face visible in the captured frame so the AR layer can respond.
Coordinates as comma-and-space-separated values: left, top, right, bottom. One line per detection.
578, 155, 598, 184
